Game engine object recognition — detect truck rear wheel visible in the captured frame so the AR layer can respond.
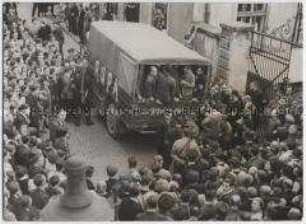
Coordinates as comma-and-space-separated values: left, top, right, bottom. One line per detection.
106, 103, 124, 139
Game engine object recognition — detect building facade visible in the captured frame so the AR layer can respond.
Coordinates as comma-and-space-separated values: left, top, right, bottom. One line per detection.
98, 2, 302, 93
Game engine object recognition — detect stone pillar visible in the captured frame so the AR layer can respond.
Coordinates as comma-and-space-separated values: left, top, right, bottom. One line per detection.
219, 22, 254, 93
193, 3, 205, 22
139, 3, 153, 25
117, 3, 125, 21
41, 158, 114, 221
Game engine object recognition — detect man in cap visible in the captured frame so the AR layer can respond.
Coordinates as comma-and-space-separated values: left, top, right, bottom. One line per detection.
49, 109, 68, 143
170, 120, 201, 174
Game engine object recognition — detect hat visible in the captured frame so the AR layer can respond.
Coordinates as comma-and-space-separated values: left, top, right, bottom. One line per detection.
106, 165, 118, 177
215, 201, 229, 215
169, 181, 179, 192
33, 174, 45, 187
6, 170, 15, 181
259, 185, 271, 197
47, 151, 60, 164
20, 195, 31, 207
247, 187, 258, 198
15, 165, 28, 178
6, 181, 19, 194
4, 143, 16, 154
287, 207, 302, 220
18, 104, 28, 111
67, 48, 75, 53
155, 179, 169, 193
158, 192, 176, 211
49, 175, 60, 186
156, 169, 172, 181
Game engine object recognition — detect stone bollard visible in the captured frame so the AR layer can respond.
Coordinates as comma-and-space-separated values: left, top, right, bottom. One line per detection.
41, 157, 114, 221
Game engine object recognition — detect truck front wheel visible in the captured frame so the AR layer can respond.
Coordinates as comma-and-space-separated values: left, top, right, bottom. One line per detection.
106, 103, 124, 139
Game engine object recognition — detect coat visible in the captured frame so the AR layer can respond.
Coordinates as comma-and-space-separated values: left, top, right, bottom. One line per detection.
118, 197, 143, 221
49, 117, 68, 142
30, 188, 50, 210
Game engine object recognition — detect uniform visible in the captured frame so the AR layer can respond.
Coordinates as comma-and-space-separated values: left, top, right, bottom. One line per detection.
170, 136, 201, 174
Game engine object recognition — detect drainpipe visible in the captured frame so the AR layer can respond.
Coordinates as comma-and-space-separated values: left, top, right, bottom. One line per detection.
204, 3, 211, 24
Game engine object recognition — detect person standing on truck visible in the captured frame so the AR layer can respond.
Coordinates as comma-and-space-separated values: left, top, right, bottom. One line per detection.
144, 66, 158, 101
180, 66, 195, 100
156, 65, 177, 104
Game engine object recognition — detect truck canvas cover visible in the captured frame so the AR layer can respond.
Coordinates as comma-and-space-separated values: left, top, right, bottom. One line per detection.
88, 21, 210, 95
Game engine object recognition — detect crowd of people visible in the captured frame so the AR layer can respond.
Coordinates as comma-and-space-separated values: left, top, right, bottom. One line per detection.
3, 3, 92, 220
3, 3, 304, 222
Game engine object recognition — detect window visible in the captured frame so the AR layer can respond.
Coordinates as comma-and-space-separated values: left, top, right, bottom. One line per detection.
238, 4, 252, 12
253, 4, 264, 12
124, 3, 140, 22
237, 3, 267, 32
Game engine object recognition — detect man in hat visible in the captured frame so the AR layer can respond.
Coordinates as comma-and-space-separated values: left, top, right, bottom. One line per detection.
30, 174, 50, 210
156, 65, 177, 104
37, 20, 52, 42
52, 23, 65, 56
14, 104, 30, 136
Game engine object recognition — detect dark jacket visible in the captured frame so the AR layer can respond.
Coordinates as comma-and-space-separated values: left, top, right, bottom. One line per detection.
30, 188, 50, 210
49, 117, 68, 142
37, 24, 52, 41
53, 28, 65, 44
15, 206, 40, 221
118, 197, 143, 221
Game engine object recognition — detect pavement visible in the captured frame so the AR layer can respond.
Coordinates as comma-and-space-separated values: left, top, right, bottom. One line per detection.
16, 3, 158, 184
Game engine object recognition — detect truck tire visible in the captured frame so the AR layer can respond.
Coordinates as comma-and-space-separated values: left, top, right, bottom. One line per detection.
106, 103, 124, 139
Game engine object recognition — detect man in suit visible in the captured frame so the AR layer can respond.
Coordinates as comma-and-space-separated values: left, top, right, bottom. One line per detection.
52, 23, 65, 56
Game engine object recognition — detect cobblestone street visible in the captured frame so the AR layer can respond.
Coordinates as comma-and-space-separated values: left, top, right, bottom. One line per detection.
66, 117, 158, 182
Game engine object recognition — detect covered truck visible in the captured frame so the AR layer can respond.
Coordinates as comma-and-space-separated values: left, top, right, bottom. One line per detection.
87, 21, 211, 138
